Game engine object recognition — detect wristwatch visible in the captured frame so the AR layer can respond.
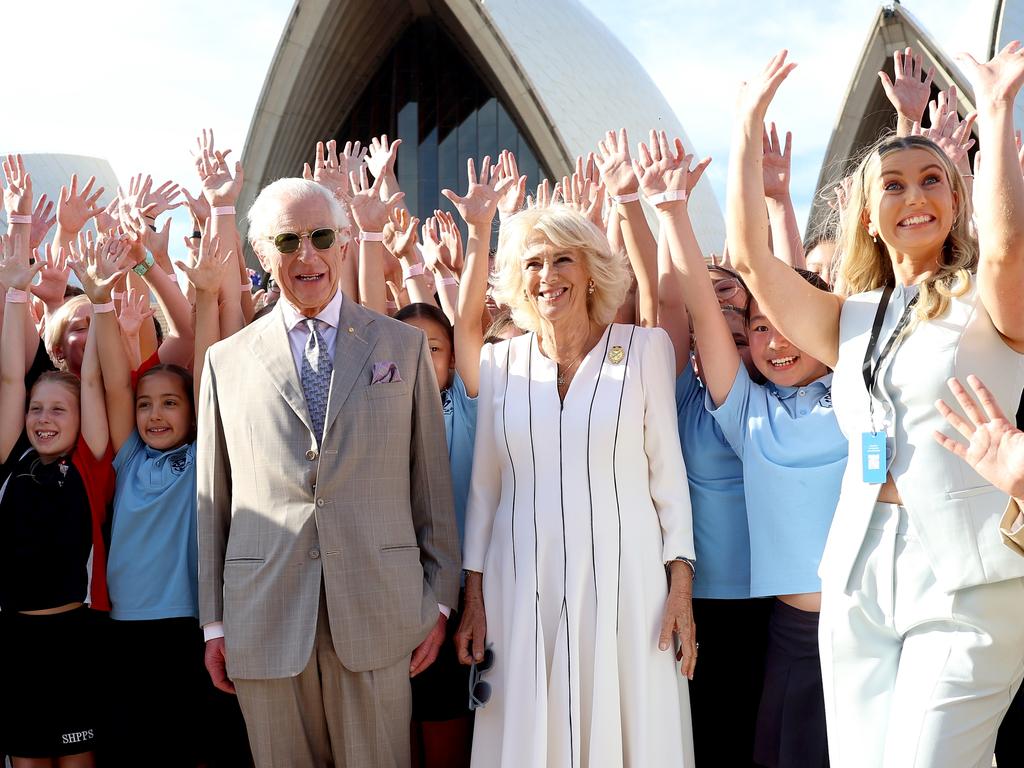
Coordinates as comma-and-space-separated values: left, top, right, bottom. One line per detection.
133, 253, 155, 277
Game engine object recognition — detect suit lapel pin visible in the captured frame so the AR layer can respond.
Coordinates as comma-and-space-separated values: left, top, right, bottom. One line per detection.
608, 345, 624, 364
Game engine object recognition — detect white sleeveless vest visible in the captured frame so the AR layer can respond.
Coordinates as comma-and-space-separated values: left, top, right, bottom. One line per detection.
822, 276, 1024, 592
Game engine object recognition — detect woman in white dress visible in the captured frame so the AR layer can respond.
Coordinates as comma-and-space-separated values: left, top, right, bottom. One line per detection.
455, 205, 697, 767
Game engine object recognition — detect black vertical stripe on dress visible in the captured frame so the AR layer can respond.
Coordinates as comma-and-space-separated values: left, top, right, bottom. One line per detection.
585, 328, 614, 612
527, 334, 540, 689
612, 326, 637, 633
557, 348, 577, 768
502, 342, 517, 581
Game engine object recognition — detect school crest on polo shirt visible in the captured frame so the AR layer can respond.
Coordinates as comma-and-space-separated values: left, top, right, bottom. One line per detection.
170, 452, 189, 475
819, 392, 833, 409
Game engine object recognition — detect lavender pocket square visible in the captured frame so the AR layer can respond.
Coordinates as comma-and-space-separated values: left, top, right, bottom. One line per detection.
371, 361, 402, 384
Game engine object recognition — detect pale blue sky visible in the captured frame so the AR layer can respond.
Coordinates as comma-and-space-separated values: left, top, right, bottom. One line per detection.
3, 0, 996, 260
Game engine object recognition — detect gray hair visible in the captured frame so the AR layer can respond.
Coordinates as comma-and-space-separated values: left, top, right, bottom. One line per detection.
247, 178, 350, 247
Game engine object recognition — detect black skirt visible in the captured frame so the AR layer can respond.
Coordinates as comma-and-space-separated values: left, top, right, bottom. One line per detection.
0, 606, 103, 758
753, 599, 829, 768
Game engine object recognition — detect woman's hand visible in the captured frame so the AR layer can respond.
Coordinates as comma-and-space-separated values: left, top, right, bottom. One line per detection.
659, 560, 697, 680
176, 231, 232, 295
346, 165, 402, 232
304, 139, 355, 201
383, 206, 419, 258
0, 234, 42, 291
736, 50, 797, 123
197, 141, 245, 207
934, 374, 1024, 499
633, 130, 709, 209
117, 287, 156, 338
496, 149, 527, 217
57, 173, 105, 235
455, 571, 488, 665
29, 246, 71, 307
596, 128, 639, 198
762, 122, 793, 201
29, 194, 56, 250
2, 154, 33, 217
366, 134, 402, 182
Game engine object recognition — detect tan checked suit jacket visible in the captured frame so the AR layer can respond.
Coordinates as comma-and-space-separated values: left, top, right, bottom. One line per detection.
198, 298, 461, 679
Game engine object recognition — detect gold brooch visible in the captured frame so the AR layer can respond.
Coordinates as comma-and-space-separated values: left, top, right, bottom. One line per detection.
608, 345, 624, 364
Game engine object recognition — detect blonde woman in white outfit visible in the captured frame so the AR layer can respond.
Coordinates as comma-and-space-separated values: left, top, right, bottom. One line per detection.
455, 205, 697, 767
726, 50, 1024, 768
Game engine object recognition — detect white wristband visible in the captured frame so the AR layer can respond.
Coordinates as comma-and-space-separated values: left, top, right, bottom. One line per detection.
211, 206, 236, 217
7, 213, 32, 225
92, 301, 116, 314
358, 231, 385, 242
112, 291, 124, 301
5, 288, 28, 303
646, 189, 688, 206
402, 263, 426, 281
241, 282, 252, 291
610, 192, 640, 205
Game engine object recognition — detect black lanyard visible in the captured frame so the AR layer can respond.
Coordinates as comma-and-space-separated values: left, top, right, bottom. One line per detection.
861, 283, 919, 425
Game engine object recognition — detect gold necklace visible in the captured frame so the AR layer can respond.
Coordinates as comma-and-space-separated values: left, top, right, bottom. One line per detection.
556, 354, 585, 387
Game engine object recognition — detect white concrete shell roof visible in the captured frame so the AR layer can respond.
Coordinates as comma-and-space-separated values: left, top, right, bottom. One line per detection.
239, 0, 724, 254
808, 4, 979, 234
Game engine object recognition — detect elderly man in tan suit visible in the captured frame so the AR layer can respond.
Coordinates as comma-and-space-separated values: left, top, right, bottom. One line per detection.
198, 175, 460, 768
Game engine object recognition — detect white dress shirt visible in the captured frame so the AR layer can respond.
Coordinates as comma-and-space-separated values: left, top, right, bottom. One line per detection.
204, 290, 447, 643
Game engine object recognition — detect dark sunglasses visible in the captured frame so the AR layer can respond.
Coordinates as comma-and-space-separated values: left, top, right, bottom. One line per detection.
468, 646, 495, 711
265, 228, 337, 255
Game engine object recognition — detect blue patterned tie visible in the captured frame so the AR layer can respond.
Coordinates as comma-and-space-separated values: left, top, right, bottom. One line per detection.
300, 318, 333, 443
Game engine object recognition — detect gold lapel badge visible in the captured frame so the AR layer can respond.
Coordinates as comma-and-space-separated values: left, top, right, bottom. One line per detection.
608, 345, 625, 364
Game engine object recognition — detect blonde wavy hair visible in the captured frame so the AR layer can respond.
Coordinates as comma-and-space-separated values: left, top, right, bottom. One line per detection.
44, 294, 91, 370
838, 134, 975, 322
491, 206, 629, 333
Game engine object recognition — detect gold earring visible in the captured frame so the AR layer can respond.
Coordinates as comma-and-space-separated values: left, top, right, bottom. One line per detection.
587, 280, 595, 295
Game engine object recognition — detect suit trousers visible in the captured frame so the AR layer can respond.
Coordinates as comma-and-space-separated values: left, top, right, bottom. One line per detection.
819, 502, 1024, 768
235, 588, 412, 768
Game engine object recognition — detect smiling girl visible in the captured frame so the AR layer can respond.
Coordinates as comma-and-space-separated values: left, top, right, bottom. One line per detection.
0, 231, 115, 768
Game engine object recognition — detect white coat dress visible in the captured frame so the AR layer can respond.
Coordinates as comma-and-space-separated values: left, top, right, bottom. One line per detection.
463, 324, 695, 767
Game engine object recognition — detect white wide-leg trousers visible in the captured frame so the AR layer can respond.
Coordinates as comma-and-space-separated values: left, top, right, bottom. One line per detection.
819, 503, 1024, 768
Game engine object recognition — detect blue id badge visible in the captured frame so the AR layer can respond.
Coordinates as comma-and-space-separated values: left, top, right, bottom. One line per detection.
862, 432, 887, 484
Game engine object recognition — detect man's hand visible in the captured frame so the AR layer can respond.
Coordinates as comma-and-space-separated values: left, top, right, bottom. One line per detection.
410, 612, 447, 678
204, 637, 236, 694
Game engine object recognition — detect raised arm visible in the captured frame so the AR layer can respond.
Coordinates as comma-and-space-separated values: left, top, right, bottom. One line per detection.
176, 231, 234, 403
53, 172, 104, 257
72, 236, 136, 453
636, 132, 740, 405
0, 232, 42, 463
305, 139, 362, 300
443, 156, 511, 397
2, 155, 45, 370
422, 215, 457, 324
597, 129, 658, 326
366, 135, 405, 212
762, 123, 805, 268
958, 43, 1024, 350
195, 130, 246, 319
728, 52, 843, 367
348, 165, 403, 314
68, 234, 132, 460
384, 207, 436, 307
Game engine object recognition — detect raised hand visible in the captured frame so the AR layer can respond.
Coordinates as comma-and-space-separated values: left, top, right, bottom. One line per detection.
30, 246, 71, 306
934, 375, 1024, 499
496, 150, 527, 217
304, 139, 355, 200
144, 179, 184, 218
633, 130, 702, 209
180, 187, 210, 228
762, 122, 793, 200
117, 287, 156, 338
347, 165, 403, 232
366, 135, 402, 183
57, 174, 105, 235
437, 210, 464, 273
563, 157, 605, 228
198, 146, 245, 206
175, 231, 233, 295
442, 157, 512, 228
526, 178, 554, 209
2, 154, 32, 217
596, 129, 639, 198
736, 50, 798, 121
30, 194, 56, 250
0, 233, 42, 291
94, 198, 120, 235
958, 41, 1024, 106
67, 233, 133, 303
879, 46, 935, 125
912, 110, 977, 171
420, 217, 446, 273
383, 206, 419, 257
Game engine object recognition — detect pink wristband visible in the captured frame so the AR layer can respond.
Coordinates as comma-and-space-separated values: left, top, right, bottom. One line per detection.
402, 263, 426, 281
5, 288, 28, 303
112, 291, 124, 301
385, 300, 398, 310
211, 206, 236, 216
7, 213, 32, 225
91, 301, 115, 314
610, 192, 640, 205
439, 277, 458, 286
646, 189, 688, 206
241, 282, 252, 291
358, 231, 384, 242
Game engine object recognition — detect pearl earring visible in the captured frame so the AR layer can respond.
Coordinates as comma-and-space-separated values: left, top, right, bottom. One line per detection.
587, 280, 595, 295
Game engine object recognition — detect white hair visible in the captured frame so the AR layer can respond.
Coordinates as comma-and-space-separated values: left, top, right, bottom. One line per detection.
247, 178, 349, 246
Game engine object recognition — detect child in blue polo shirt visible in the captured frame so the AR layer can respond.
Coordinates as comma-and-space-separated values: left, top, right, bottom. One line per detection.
639, 137, 845, 768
